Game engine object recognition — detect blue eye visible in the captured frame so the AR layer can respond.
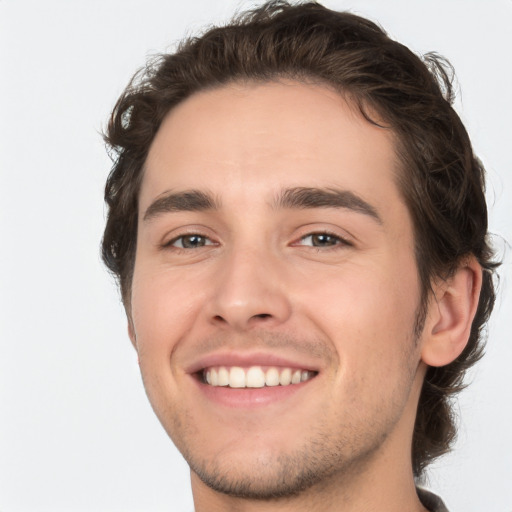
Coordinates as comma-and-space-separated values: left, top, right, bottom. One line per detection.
300, 233, 346, 247
170, 235, 213, 249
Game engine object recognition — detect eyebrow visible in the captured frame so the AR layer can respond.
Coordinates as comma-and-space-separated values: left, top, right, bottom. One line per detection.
142, 186, 382, 224
274, 187, 382, 224
143, 190, 220, 222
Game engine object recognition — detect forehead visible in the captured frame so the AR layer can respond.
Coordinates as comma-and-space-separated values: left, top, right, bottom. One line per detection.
141, 80, 402, 215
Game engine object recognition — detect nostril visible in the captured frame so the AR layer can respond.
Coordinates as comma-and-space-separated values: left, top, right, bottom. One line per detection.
254, 313, 272, 319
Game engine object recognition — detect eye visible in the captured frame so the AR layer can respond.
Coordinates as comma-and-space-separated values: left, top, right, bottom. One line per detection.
298, 232, 350, 248
168, 234, 215, 249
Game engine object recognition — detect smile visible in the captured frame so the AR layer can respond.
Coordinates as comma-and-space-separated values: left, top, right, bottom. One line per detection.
203, 366, 317, 388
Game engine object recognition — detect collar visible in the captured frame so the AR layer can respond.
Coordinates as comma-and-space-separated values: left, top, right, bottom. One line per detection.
417, 487, 449, 512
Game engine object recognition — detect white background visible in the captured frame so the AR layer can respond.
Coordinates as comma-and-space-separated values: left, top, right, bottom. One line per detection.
0, 1, 511, 511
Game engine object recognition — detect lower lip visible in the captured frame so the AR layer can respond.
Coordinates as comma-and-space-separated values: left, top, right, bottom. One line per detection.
193, 377, 315, 408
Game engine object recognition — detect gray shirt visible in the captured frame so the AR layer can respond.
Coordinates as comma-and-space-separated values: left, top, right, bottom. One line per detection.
417, 487, 449, 512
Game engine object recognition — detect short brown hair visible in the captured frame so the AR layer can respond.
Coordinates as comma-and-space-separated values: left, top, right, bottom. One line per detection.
102, 0, 498, 477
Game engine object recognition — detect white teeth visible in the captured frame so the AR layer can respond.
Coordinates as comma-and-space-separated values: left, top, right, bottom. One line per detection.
218, 366, 229, 386
246, 366, 266, 388
291, 369, 301, 384
204, 365, 316, 388
265, 367, 280, 387
279, 368, 292, 386
229, 367, 246, 388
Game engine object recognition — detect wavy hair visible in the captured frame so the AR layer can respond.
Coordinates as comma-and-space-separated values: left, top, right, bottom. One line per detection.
102, 0, 498, 477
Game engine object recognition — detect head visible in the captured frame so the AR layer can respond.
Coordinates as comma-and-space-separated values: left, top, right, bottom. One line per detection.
102, 0, 497, 485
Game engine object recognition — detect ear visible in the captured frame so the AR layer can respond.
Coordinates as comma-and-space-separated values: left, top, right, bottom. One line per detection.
421, 257, 482, 367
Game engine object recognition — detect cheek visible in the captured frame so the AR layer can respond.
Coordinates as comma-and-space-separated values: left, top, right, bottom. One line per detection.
130, 264, 206, 358
299, 256, 421, 374
129, 266, 205, 427
304, 264, 421, 426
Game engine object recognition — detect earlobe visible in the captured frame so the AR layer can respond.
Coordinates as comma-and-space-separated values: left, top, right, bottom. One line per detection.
421, 257, 482, 367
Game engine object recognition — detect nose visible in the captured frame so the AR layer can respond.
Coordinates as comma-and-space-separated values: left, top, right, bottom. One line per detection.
207, 245, 292, 331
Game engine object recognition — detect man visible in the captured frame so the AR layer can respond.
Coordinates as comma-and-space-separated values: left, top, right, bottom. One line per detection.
101, 2, 497, 510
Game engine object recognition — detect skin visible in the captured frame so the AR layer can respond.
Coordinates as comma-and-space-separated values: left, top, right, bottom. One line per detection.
128, 80, 481, 511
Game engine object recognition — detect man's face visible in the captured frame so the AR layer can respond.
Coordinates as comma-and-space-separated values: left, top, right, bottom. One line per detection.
131, 81, 427, 498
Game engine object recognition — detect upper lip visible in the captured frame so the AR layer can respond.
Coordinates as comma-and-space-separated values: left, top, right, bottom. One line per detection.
185, 351, 321, 375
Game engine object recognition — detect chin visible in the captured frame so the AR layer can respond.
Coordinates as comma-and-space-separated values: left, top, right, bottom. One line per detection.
182, 427, 383, 501
189, 450, 337, 500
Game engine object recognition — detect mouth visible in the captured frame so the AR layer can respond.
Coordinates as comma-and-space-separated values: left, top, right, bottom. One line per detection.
201, 365, 317, 388
187, 353, 321, 407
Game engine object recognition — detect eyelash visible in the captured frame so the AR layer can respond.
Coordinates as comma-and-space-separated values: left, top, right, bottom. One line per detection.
163, 230, 352, 252
164, 233, 216, 251
295, 231, 352, 250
